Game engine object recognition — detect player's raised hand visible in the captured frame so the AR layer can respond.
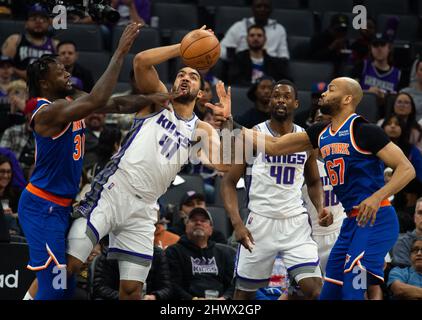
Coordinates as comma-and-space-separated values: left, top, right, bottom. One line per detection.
234, 224, 255, 253
318, 208, 333, 227
355, 194, 382, 227
116, 22, 143, 56
205, 81, 231, 125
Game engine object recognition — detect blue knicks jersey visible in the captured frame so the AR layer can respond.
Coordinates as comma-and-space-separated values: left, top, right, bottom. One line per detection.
29, 98, 85, 199
318, 114, 385, 213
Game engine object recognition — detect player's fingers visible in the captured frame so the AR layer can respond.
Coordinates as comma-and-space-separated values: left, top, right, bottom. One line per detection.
370, 211, 377, 226
247, 230, 255, 244
199, 25, 207, 30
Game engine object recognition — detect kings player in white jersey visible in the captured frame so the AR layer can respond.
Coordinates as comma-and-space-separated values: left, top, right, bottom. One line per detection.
65, 27, 234, 300
302, 109, 346, 274
221, 80, 330, 300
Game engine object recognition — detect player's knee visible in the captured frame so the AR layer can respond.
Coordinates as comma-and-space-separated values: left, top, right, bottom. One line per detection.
299, 278, 322, 300
66, 254, 84, 276
234, 289, 256, 300
119, 281, 142, 300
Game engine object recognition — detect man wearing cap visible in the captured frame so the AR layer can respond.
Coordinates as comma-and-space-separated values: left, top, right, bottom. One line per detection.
235, 76, 275, 129
310, 13, 350, 71
351, 32, 406, 116
168, 191, 227, 244
165, 207, 235, 300
1, 3, 58, 80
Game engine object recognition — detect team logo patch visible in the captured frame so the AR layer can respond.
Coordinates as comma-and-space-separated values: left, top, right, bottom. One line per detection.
247, 216, 253, 225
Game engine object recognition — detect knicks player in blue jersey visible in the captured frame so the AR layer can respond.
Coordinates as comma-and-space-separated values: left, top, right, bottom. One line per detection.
18, 23, 174, 300
245, 77, 415, 299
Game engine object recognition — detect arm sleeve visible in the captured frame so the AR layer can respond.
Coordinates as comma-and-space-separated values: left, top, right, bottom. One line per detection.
353, 119, 390, 154
305, 122, 329, 149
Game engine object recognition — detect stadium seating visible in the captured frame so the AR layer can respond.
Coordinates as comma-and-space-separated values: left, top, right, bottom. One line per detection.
287, 36, 311, 60
320, 11, 360, 39
288, 61, 334, 91
118, 53, 169, 84
356, 92, 379, 123
53, 24, 104, 51
214, 6, 250, 37
308, 0, 354, 13
377, 14, 420, 42
159, 174, 205, 208
230, 86, 255, 119
272, 9, 315, 37
151, 3, 199, 34
77, 51, 110, 81
272, 0, 302, 10
111, 26, 161, 54
363, 0, 410, 16
0, 19, 25, 47
207, 206, 232, 239
198, 0, 246, 7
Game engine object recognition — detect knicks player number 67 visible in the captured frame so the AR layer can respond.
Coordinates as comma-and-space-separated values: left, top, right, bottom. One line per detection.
326, 158, 345, 186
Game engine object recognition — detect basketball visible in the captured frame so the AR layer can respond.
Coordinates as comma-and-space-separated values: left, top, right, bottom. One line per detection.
180, 29, 221, 70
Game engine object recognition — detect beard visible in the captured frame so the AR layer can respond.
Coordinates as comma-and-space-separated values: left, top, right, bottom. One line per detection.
319, 97, 341, 116
271, 107, 288, 122
173, 85, 198, 104
27, 29, 47, 39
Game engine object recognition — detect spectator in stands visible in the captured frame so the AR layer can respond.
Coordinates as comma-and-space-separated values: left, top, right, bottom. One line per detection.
228, 25, 290, 86
220, 0, 289, 61
57, 41, 94, 92
381, 114, 422, 184
378, 93, 422, 152
72, 244, 101, 300
93, 239, 173, 300
168, 191, 227, 244
194, 80, 213, 121
1, 3, 58, 80
0, 55, 14, 109
310, 13, 350, 74
304, 82, 328, 128
235, 76, 274, 128
154, 211, 180, 250
401, 58, 422, 122
112, 0, 149, 26
392, 197, 422, 267
388, 238, 422, 299
0, 74, 26, 138
0, 101, 35, 178
393, 180, 421, 233
350, 16, 377, 65
0, 147, 26, 190
88, 127, 122, 179
165, 207, 235, 300
351, 33, 405, 117
0, 155, 23, 236
83, 113, 108, 170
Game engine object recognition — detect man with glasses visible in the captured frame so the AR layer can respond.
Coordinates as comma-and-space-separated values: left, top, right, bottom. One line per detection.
1, 3, 58, 80
388, 238, 422, 299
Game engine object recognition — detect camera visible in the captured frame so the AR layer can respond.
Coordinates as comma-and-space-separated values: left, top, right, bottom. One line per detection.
29, 0, 120, 24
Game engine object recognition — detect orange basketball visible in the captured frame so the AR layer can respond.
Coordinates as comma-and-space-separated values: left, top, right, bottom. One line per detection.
180, 30, 221, 70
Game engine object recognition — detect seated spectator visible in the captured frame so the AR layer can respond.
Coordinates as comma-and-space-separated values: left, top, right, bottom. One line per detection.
1, 3, 58, 80
388, 238, 422, 299
0, 103, 35, 179
381, 114, 422, 184
92, 241, 173, 300
228, 25, 290, 86
154, 210, 180, 250
0, 155, 23, 236
220, 0, 289, 61
350, 16, 377, 65
0, 71, 26, 138
392, 197, 422, 267
310, 13, 350, 74
83, 113, 108, 170
378, 93, 422, 152
165, 207, 235, 300
57, 41, 94, 92
168, 191, 227, 244
393, 180, 421, 233
0, 147, 26, 190
111, 0, 148, 26
194, 80, 213, 121
351, 33, 406, 117
235, 76, 274, 128
401, 58, 422, 122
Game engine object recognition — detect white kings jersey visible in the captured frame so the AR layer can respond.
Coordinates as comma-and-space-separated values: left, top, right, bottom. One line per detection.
302, 160, 346, 235
246, 121, 309, 219
117, 108, 199, 204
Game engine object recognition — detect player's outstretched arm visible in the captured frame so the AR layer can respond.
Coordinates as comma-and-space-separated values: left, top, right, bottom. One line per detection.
356, 142, 416, 227
221, 163, 255, 252
34, 23, 142, 137
244, 128, 314, 156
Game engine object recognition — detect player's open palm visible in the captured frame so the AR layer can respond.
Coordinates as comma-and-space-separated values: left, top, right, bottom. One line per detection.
205, 81, 231, 125
234, 224, 255, 253
116, 22, 143, 56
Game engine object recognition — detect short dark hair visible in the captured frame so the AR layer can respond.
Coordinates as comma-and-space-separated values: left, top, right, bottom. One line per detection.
274, 79, 298, 100
57, 41, 77, 52
247, 24, 266, 36
27, 54, 59, 98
